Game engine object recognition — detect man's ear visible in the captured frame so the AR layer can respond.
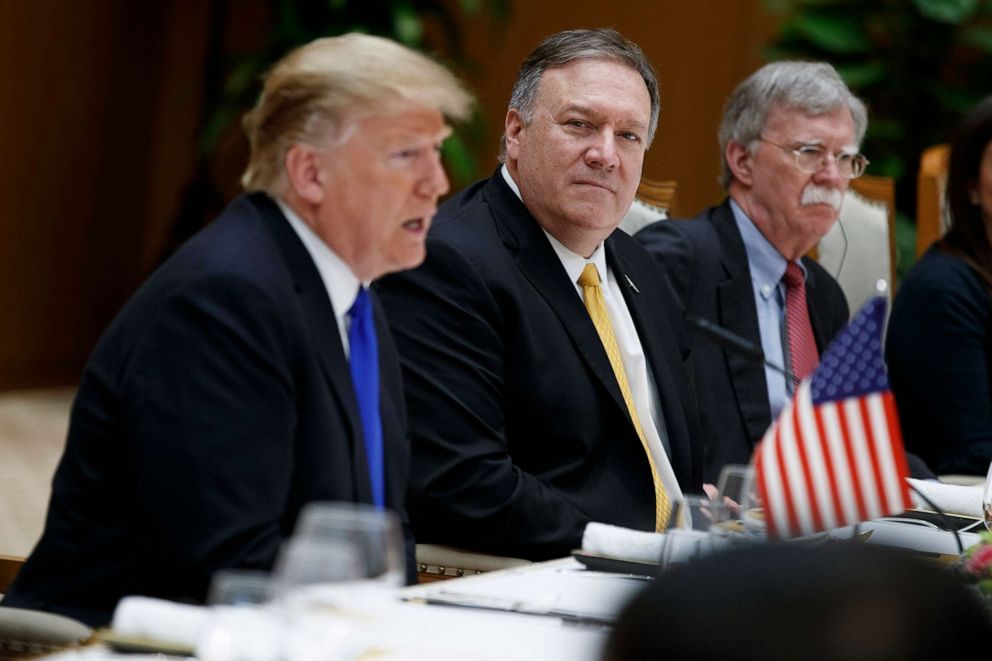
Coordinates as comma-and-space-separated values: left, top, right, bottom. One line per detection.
726, 140, 754, 187
284, 144, 325, 205
504, 109, 525, 161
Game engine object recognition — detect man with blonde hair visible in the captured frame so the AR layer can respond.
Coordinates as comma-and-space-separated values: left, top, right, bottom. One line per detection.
3, 33, 471, 625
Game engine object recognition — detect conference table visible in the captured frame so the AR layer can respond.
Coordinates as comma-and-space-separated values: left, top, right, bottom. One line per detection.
41, 557, 641, 660
39, 507, 981, 660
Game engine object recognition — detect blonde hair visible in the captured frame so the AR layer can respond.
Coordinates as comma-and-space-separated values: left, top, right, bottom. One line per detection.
241, 33, 473, 194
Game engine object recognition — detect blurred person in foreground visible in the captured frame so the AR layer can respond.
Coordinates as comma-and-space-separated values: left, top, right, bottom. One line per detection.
886, 96, 992, 476
636, 62, 861, 484
1, 33, 471, 626
606, 543, 992, 660
376, 28, 703, 560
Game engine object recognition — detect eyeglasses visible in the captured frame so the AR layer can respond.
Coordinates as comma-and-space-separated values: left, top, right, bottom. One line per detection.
758, 137, 869, 179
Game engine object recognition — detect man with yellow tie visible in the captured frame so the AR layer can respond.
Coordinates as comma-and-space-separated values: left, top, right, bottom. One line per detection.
376, 28, 703, 560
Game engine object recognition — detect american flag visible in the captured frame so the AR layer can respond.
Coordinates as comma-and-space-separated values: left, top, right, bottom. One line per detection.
753, 296, 913, 539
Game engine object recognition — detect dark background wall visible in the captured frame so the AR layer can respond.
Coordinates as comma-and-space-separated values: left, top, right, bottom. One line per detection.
0, 0, 775, 391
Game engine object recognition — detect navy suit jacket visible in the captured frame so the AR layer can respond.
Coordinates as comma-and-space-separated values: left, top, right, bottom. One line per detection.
3, 193, 412, 626
886, 245, 992, 475
636, 199, 849, 483
375, 172, 703, 561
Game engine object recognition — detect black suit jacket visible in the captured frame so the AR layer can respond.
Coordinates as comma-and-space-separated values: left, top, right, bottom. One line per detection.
2, 193, 411, 626
375, 172, 703, 561
636, 199, 849, 483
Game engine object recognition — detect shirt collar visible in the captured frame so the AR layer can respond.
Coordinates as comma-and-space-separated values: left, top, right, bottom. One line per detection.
729, 198, 806, 301
500, 163, 522, 200
544, 229, 608, 291
275, 197, 362, 318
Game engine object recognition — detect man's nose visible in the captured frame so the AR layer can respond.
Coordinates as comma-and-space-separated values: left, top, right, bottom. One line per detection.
418, 150, 450, 197
585, 130, 619, 170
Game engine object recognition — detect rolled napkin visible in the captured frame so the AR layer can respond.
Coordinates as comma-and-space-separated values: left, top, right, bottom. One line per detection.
908, 477, 983, 518
111, 596, 210, 650
581, 522, 666, 563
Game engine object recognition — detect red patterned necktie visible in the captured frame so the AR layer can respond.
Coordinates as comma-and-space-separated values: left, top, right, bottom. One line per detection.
782, 262, 819, 386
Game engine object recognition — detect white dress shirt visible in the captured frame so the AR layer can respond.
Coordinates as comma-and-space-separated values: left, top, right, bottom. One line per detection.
276, 198, 360, 357
500, 165, 685, 509
729, 199, 807, 418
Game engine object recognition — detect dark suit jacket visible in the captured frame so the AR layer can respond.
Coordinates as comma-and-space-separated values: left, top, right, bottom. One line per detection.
2, 193, 411, 626
886, 245, 992, 475
636, 199, 849, 484
375, 172, 703, 561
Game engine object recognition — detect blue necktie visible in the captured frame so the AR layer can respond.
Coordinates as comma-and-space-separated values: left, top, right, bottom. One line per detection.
348, 287, 385, 508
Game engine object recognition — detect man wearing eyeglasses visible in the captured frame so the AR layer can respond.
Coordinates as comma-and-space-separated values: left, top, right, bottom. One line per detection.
636, 61, 860, 484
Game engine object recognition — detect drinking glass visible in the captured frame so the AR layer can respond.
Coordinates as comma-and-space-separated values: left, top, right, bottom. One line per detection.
660, 496, 715, 569
206, 568, 273, 607
293, 501, 405, 588
198, 569, 281, 661
272, 537, 366, 660
710, 464, 765, 547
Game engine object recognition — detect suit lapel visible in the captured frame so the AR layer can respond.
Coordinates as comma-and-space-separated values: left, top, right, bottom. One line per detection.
711, 202, 773, 444
609, 241, 684, 458
483, 176, 630, 418
802, 257, 834, 352
250, 193, 373, 503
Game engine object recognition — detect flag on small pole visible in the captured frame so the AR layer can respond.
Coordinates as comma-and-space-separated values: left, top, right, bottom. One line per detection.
753, 296, 913, 539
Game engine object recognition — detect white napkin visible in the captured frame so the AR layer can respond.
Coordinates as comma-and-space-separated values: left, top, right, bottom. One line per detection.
111, 596, 210, 649
581, 522, 666, 563
908, 477, 983, 518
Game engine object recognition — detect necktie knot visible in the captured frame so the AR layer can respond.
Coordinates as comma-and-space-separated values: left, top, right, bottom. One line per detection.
578, 263, 601, 288
349, 286, 371, 321
782, 262, 805, 289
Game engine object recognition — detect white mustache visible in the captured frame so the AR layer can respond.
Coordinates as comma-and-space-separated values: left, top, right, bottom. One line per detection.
801, 185, 843, 210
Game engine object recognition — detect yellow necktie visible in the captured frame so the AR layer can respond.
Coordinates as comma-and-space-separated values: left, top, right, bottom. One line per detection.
578, 263, 671, 532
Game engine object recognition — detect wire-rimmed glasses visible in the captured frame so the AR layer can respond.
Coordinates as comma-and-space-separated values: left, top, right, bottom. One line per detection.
759, 136, 869, 179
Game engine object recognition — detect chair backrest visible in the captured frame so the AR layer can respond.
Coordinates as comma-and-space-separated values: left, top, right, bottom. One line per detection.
0, 555, 24, 595
916, 143, 951, 257
618, 177, 677, 236
814, 174, 896, 313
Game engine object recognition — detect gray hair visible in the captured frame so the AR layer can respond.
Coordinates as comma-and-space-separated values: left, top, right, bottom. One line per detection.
718, 61, 868, 189
242, 33, 473, 194
498, 28, 660, 161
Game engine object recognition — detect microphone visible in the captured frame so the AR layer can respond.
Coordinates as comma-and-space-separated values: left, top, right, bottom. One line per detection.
687, 316, 797, 384
905, 483, 964, 555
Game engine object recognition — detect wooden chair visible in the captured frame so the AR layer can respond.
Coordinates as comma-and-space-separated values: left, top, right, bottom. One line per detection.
0, 555, 24, 595
814, 174, 897, 312
618, 177, 678, 235
416, 544, 531, 583
916, 144, 951, 257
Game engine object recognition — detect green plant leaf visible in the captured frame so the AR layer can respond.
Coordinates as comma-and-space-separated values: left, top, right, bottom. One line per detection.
442, 134, 477, 186
392, 3, 424, 46
794, 14, 871, 53
962, 25, 992, 52
894, 211, 917, 281
865, 118, 905, 141
836, 61, 888, 88
456, 0, 481, 14
913, 0, 979, 24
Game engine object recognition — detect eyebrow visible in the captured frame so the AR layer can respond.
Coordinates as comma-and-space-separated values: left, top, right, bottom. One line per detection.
558, 104, 648, 131
792, 138, 859, 153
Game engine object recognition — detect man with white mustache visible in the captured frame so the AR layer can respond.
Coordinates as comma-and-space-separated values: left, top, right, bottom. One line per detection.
637, 61, 860, 484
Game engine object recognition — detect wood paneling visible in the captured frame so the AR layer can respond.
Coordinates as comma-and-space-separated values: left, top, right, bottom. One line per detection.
0, 0, 776, 390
